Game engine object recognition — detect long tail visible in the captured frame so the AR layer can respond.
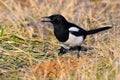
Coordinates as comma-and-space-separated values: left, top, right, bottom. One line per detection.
86, 26, 112, 35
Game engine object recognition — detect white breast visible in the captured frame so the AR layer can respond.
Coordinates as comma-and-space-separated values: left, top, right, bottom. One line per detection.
65, 33, 83, 46
60, 33, 84, 49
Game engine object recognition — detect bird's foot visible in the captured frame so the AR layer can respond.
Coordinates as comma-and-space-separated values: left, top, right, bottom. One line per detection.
77, 52, 80, 58
58, 47, 67, 56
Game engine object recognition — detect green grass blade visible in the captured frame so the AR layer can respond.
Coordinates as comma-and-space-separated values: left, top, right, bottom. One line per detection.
0, 27, 5, 37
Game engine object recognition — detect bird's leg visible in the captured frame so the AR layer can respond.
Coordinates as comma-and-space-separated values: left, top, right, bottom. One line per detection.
58, 47, 67, 56
77, 46, 81, 58
80, 46, 87, 51
69, 46, 78, 51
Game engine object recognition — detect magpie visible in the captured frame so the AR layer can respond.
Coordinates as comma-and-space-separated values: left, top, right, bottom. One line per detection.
41, 14, 112, 57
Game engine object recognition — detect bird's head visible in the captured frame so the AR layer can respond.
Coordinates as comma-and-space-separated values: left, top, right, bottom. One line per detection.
41, 14, 67, 25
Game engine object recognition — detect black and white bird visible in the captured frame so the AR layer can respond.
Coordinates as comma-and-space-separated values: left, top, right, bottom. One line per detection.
42, 14, 112, 57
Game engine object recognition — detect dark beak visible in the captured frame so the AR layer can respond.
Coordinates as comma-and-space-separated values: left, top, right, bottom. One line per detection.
41, 16, 51, 22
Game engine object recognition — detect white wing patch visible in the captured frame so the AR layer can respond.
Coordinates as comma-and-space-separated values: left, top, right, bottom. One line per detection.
69, 27, 79, 32
60, 27, 84, 49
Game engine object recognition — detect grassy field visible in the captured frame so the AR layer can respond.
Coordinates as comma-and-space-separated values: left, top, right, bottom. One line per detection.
0, 0, 120, 80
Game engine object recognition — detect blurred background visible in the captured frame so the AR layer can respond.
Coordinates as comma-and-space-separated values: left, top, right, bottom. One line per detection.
0, 0, 120, 37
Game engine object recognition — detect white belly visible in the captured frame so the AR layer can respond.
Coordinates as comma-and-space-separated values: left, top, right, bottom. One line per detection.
60, 33, 84, 49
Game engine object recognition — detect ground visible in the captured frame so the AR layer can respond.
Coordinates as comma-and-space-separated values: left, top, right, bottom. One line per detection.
0, 0, 120, 80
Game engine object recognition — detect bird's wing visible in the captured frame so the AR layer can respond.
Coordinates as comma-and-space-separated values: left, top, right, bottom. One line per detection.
69, 27, 87, 36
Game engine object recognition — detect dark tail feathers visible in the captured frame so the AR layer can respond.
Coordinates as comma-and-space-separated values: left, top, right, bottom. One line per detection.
86, 26, 112, 35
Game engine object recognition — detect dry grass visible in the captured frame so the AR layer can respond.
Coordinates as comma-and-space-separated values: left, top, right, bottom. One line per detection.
0, 0, 120, 80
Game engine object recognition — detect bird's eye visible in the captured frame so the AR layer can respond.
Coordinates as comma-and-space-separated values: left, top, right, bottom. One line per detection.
54, 18, 60, 24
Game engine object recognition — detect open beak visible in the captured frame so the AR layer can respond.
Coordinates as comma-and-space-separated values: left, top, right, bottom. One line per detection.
41, 16, 51, 22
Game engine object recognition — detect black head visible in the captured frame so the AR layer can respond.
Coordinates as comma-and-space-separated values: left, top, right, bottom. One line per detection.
41, 14, 67, 25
